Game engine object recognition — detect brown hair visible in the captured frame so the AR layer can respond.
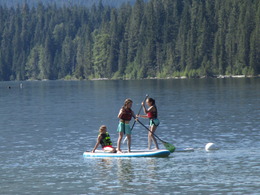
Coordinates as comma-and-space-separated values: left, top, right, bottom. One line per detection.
124, 98, 133, 107
99, 125, 107, 133
147, 98, 155, 106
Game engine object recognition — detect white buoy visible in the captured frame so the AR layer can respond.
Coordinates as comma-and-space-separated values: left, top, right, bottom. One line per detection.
205, 143, 219, 151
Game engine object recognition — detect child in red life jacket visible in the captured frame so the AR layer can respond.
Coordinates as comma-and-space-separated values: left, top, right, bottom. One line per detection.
91, 125, 116, 153
137, 98, 159, 150
117, 98, 135, 153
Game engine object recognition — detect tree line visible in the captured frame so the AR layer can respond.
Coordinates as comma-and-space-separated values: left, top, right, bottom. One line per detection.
0, 0, 259, 81
0, 0, 144, 8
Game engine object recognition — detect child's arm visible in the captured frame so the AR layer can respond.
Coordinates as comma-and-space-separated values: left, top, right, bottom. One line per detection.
142, 102, 148, 114
136, 114, 148, 118
147, 105, 155, 111
118, 108, 123, 118
92, 135, 102, 153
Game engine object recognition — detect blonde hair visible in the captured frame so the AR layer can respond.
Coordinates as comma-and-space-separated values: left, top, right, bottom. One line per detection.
124, 98, 133, 107
99, 125, 107, 133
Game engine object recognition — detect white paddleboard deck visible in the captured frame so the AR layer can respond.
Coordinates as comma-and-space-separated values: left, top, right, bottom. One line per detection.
83, 149, 171, 158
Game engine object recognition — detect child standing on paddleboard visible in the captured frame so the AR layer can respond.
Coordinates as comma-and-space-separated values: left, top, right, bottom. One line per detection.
91, 125, 116, 153
117, 98, 135, 153
137, 98, 159, 150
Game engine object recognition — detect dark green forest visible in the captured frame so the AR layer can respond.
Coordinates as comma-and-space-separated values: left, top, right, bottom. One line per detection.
0, 0, 145, 8
0, 0, 259, 81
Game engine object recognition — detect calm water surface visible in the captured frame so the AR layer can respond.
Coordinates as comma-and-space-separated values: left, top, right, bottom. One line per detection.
0, 79, 259, 194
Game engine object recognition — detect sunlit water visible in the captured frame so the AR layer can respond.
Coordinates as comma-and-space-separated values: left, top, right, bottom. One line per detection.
0, 79, 259, 194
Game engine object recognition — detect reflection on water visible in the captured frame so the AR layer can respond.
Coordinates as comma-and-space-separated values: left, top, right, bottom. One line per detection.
117, 159, 134, 183
98, 158, 114, 169
116, 158, 158, 183
116, 158, 161, 194
84, 157, 163, 194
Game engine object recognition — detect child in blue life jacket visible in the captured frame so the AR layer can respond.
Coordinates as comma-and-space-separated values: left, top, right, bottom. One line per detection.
91, 125, 116, 153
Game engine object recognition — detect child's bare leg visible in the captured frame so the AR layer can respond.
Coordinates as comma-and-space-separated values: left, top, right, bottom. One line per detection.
148, 131, 152, 150
104, 147, 116, 153
151, 125, 159, 149
117, 132, 124, 153
127, 134, 131, 152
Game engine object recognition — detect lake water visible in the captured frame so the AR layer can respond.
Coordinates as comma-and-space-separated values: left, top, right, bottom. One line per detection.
0, 78, 259, 194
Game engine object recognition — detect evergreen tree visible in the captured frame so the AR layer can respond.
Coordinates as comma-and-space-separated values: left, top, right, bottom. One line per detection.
127, 0, 144, 64
107, 9, 119, 77
92, 32, 111, 78
0, 0, 259, 81
249, 1, 260, 75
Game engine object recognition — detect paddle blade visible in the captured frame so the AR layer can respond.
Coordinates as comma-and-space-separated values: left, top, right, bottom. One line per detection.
163, 142, 175, 153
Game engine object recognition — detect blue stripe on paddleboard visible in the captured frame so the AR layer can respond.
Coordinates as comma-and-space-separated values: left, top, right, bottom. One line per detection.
83, 150, 171, 158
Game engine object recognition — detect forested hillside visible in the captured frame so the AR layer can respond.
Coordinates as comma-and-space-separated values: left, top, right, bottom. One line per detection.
0, 0, 259, 81
0, 0, 143, 8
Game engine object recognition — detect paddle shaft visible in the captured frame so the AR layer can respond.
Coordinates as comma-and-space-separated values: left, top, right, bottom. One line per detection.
136, 118, 176, 153
131, 94, 149, 130
136, 118, 165, 143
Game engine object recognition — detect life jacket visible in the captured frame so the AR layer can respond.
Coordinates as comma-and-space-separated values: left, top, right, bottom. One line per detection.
147, 106, 157, 119
119, 107, 133, 121
99, 132, 112, 148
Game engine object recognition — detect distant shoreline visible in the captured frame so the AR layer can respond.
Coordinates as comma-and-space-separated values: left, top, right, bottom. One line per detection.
1, 74, 259, 82
90, 75, 259, 81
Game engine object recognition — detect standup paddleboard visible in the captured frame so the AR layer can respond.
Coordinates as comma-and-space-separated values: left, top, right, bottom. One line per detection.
83, 149, 171, 158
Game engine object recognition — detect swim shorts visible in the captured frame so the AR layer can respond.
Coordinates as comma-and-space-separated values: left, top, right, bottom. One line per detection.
103, 145, 113, 149
117, 122, 131, 135
150, 118, 160, 126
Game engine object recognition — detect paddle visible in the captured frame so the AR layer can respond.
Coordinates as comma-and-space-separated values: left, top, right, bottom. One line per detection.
123, 94, 149, 143
136, 119, 175, 153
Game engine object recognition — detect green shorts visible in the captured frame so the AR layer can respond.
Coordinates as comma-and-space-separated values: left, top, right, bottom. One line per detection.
117, 122, 131, 135
150, 118, 160, 126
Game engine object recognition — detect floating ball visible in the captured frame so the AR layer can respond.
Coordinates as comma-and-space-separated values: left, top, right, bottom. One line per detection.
205, 143, 219, 151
